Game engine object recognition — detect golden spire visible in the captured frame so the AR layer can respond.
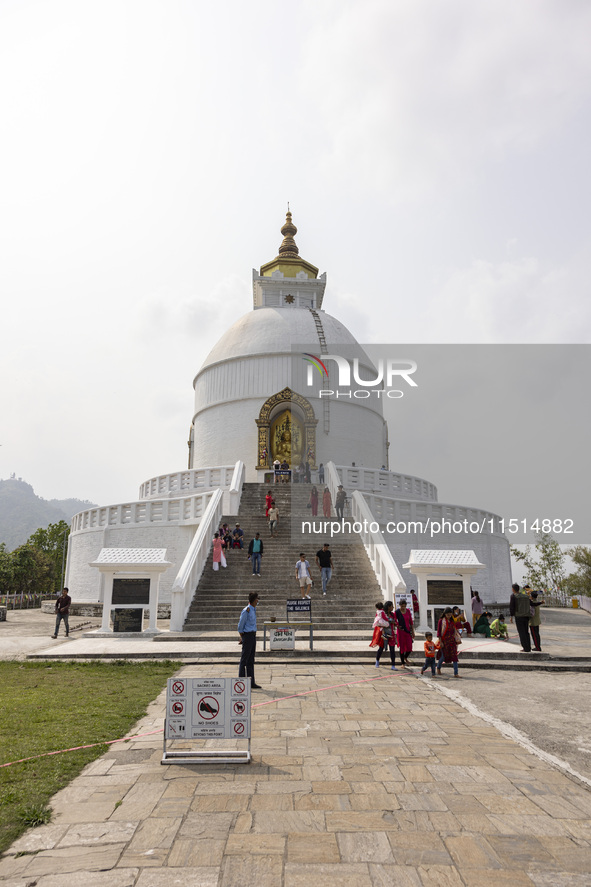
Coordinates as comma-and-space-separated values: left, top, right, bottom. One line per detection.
278, 211, 299, 257
260, 209, 318, 279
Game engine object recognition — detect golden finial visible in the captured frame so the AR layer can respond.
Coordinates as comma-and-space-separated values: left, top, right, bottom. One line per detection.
278, 210, 299, 257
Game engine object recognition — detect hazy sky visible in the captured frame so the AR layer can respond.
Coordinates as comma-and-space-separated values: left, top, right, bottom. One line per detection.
1, 0, 590, 512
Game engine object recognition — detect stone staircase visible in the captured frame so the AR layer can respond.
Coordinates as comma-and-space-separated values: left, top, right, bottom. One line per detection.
182, 482, 384, 631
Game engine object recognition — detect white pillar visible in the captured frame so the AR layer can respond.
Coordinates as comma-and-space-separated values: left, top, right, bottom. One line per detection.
148, 577, 159, 632
462, 574, 472, 625
101, 572, 113, 632
417, 572, 430, 634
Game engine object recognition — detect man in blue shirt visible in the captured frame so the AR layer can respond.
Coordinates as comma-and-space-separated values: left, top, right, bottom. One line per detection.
238, 592, 261, 689
248, 533, 264, 576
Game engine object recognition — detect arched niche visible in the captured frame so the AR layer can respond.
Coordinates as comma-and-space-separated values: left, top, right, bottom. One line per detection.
256, 387, 318, 470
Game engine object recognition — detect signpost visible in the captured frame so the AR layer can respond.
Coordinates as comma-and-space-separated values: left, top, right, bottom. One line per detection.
162, 677, 251, 764
262, 599, 314, 651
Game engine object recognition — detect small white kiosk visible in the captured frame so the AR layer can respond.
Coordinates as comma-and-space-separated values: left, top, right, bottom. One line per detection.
89, 548, 172, 637
403, 550, 485, 634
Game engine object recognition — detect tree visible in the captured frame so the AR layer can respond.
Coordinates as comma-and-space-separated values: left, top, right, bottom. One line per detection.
25, 520, 70, 594
564, 546, 591, 598
0, 543, 12, 593
510, 532, 568, 590
9, 545, 53, 595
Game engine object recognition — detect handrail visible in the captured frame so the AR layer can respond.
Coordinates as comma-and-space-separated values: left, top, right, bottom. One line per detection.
351, 491, 406, 599
170, 488, 224, 632
225, 460, 245, 514
138, 466, 236, 500
327, 464, 437, 502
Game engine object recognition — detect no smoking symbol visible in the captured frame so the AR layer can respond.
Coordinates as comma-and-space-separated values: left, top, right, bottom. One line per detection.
172, 701, 184, 715
234, 681, 246, 694
172, 681, 184, 695
234, 722, 245, 735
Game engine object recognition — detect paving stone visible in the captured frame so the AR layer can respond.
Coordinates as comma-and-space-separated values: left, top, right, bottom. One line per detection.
417, 864, 465, 886
31, 870, 140, 887
389, 832, 453, 866
252, 810, 326, 833
527, 873, 591, 887
125, 817, 181, 852
23, 844, 127, 876
168, 837, 226, 866
486, 836, 554, 868
7, 823, 70, 854
444, 835, 502, 869
225, 833, 286, 856
287, 832, 340, 863
368, 863, 422, 886
459, 871, 536, 887
178, 812, 236, 838
220, 854, 284, 887
135, 868, 219, 887
337, 831, 394, 863
110, 782, 167, 820
285, 862, 372, 887
57, 821, 138, 847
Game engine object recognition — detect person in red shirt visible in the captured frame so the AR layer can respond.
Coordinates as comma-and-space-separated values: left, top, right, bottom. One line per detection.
420, 632, 439, 676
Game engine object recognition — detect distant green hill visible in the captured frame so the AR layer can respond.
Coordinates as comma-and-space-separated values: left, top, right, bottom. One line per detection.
0, 478, 96, 551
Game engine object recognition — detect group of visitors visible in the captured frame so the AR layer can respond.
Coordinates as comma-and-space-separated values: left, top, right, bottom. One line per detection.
307, 483, 348, 518
369, 598, 416, 669
294, 545, 334, 597
510, 583, 545, 651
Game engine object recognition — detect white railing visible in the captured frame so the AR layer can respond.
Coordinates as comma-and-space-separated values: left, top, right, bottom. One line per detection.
330, 465, 437, 502
360, 493, 505, 538
225, 460, 245, 515
351, 491, 406, 599
70, 493, 220, 532
139, 466, 236, 500
578, 595, 591, 614
170, 489, 225, 632
71, 461, 246, 534
325, 461, 342, 515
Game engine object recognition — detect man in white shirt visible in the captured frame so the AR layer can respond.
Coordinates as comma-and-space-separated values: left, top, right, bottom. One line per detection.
295, 553, 312, 599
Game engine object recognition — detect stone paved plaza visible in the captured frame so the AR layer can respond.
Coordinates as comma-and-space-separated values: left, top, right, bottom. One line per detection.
2, 662, 591, 887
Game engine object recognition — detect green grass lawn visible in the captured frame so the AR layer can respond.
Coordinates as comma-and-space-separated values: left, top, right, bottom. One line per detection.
0, 660, 181, 855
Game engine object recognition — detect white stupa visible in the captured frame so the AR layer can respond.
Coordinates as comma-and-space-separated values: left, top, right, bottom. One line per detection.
66, 212, 511, 617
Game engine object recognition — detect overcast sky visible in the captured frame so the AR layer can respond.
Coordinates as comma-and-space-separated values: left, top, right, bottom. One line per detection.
1, 0, 590, 523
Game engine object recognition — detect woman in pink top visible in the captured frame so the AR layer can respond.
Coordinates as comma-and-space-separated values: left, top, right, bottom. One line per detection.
212, 533, 226, 571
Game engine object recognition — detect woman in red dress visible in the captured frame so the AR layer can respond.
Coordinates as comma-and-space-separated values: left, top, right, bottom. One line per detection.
395, 598, 415, 666
309, 485, 319, 516
322, 487, 332, 517
265, 490, 273, 517
437, 608, 461, 677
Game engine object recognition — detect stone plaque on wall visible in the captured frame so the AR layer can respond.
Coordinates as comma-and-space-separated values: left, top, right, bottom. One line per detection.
427, 580, 464, 605
113, 608, 144, 632
112, 578, 150, 606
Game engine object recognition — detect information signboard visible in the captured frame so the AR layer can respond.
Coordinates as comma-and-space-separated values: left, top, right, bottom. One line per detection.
269, 625, 296, 650
286, 598, 311, 621
162, 677, 251, 764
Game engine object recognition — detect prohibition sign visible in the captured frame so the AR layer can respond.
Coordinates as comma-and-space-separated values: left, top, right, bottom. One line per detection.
198, 696, 219, 720
172, 701, 184, 715
233, 700, 246, 715
234, 681, 246, 694
172, 681, 185, 695
234, 722, 245, 735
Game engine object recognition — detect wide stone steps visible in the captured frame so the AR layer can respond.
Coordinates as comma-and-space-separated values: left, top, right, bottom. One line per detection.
183, 482, 384, 632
